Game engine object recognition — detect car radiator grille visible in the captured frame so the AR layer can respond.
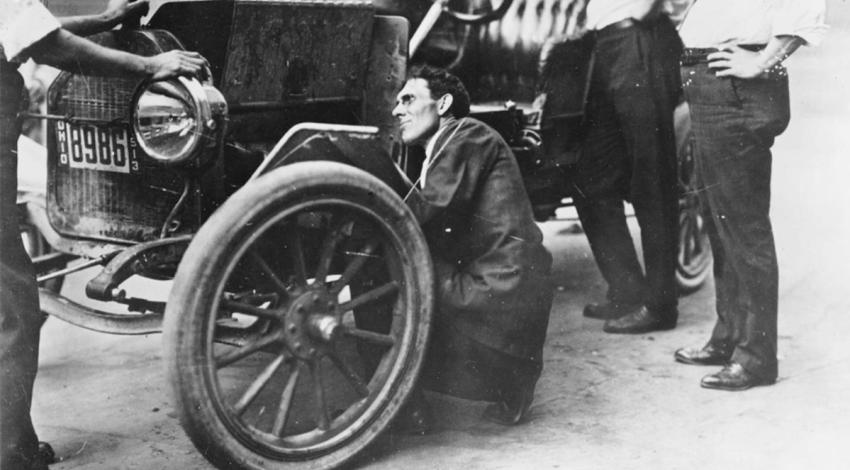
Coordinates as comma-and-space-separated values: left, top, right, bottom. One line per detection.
47, 72, 198, 244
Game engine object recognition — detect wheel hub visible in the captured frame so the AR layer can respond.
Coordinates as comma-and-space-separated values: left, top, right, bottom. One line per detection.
282, 287, 339, 359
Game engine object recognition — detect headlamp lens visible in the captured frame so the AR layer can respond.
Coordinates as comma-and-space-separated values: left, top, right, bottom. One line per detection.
133, 78, 208, 165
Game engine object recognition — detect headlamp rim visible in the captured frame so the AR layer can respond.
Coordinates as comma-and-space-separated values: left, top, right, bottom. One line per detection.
132, 76, 211, 166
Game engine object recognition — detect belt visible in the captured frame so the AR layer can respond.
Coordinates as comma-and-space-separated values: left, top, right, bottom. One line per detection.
681, 44, 766, 66
680, 48, 719, 66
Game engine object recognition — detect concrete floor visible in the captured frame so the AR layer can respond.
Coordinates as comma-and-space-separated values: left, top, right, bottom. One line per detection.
30, 2, 850, 469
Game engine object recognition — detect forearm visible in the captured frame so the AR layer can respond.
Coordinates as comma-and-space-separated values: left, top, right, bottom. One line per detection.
756, 35, 804, 73
59, 12, 123, 37
27, 29, 151, 78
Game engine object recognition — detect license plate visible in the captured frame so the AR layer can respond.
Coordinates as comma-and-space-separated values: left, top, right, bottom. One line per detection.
56, 121, 139, 174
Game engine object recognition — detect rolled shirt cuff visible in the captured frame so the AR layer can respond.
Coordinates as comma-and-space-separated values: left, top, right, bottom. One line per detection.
772, 0, 828, 47
771, 24, 829, 47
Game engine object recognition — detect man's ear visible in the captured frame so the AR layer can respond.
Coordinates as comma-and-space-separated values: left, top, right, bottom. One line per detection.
437, 93, 453, 117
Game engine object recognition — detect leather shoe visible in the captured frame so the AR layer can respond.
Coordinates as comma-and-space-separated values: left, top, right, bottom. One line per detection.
674, 344, 731, 366
482, 380, 536, 425
700, 363, 775, 391
393, 390, 433, 435
38, 441, 57, 465
583, 302, 640, 320
602, 306, 676, 334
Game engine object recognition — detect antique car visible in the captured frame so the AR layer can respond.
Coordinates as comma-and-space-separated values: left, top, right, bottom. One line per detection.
17, 0, 710, 468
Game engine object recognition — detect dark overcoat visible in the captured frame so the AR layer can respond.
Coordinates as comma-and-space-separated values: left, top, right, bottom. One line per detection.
410, 117, 553, 399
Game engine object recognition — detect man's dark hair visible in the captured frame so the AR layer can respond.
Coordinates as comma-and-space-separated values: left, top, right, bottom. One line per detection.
408, 65, 471, 118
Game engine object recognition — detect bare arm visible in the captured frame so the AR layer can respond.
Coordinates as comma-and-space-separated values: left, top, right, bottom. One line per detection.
707, 35, 804, 79
26, 29, 207, 80
59, 0, 149, 36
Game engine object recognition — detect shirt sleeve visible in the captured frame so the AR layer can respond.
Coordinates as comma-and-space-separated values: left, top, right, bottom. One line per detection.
772, 0, 828, 46
0, 0, 61, 61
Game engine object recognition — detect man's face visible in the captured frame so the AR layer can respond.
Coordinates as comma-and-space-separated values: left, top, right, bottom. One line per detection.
392, 78, 441, 146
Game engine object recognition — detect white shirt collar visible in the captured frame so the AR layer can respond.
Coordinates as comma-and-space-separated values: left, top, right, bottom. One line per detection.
420, 122, 450, 188
424, 124, 447, 160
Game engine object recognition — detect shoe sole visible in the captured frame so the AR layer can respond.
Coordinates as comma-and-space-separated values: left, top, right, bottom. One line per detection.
603, 323, 677, 334
700, 379, 774, 391
699, 380, 776, 392
674, 354, 730, 366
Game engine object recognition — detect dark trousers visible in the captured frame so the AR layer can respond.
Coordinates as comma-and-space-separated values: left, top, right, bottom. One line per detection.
574, 16, 682, 317
682, 63, 789, 381
419, 322, 541, 403
1, 63, 45, 470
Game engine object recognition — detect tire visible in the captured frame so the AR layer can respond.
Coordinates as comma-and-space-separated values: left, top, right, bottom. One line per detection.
675, 208, 712, 294
19, 209, 65, 296
675, 127, 712, 294
164, 162, 434, 470
440, 0, 514, 24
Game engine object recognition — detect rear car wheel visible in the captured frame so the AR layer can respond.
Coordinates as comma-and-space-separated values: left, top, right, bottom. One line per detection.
675, 126, 712, 294
676, 208, 712, 293
439, 0, 514, 24
164, 162, 433, 469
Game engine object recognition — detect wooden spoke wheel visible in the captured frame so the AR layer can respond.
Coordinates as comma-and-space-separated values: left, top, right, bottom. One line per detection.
164, 162, 433, 469
676, 206, 712, 294
440, 0, 514, 24
676, 134, 712, 294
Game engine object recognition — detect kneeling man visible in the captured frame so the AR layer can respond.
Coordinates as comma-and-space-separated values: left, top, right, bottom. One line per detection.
392, 65, 553, 430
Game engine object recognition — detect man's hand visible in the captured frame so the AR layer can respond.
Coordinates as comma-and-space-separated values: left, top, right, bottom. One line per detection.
103, 0, 149, 25
145, 50, 209, 80
707, 47, 767, 79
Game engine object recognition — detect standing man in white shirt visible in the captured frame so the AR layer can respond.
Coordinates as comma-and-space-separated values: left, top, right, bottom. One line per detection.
1, 2, 206, 468
573, 0, 684, 334
673, 0, 827, 390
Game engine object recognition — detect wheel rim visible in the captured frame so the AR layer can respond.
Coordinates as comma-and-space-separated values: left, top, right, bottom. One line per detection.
675, 132, 712, 289
440, 0, 514, 24
677, 208, 711, 279
202, 198, 416, 459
